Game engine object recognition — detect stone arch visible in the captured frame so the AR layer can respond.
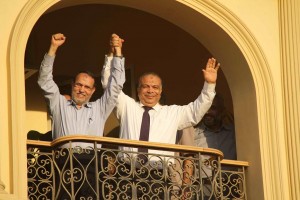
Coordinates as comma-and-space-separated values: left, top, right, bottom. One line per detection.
9, 0, 284, 199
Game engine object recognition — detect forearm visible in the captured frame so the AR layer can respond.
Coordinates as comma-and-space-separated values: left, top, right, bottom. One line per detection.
100, 56, 125, 119
37, 54, 60, 110
47, 44, 58, 56
191, 82, 216, 123
110, 57, 125, 87
101, 55, 113, 89
178, 82, 215, 130
38, 54, 55, 89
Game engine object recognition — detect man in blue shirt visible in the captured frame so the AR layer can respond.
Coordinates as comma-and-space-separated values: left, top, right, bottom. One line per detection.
37, 33, 125, 199
38, 33, 125, 142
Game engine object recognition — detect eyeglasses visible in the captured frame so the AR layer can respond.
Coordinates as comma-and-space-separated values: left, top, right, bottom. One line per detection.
73, 82, 94, 91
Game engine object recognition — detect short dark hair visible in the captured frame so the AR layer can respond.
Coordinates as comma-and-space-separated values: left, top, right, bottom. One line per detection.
138, 72, 163, 88
73, 71, 97, 87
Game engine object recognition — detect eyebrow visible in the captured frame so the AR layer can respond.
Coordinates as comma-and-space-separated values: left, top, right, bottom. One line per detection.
74, 82, 94, 89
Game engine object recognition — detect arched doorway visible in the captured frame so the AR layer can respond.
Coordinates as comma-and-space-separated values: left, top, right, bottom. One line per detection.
9, 1, 280, 199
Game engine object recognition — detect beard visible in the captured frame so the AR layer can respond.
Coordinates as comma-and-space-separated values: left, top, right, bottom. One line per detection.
72, 93, 90, 106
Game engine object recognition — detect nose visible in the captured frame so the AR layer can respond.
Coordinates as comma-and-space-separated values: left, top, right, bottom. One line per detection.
147, 87, 154, 93
79, 86, 85, 92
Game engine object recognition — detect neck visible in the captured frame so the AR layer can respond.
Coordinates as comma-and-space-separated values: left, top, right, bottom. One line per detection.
76, 104, 82, 109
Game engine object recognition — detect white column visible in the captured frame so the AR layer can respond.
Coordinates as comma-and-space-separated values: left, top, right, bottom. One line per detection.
279, 0, 300, 199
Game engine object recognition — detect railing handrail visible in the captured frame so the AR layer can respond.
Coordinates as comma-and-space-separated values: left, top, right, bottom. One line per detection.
27, 135, 250, 167
27, 139, 51, 147
26, 137, 250, 167
27, 135, 224, 158
221, 159, 250, 167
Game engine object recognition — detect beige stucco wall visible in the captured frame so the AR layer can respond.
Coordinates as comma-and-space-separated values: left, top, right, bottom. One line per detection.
219, 1, 284, 124
218, 0, 289, 198
0, 0, 28, 195
0, 0, 299, 199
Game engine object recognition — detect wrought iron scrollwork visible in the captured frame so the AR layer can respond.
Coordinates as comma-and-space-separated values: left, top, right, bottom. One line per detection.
27, 140, 247, 199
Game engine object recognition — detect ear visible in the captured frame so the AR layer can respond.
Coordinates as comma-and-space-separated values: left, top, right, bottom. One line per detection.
91, 87, 96, 94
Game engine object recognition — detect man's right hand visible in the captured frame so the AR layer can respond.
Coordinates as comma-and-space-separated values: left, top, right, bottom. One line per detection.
48, 33, 66, 56
109, 33, 124, 57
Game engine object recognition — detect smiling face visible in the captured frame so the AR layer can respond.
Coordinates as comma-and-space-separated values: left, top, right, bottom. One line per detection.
137, 74, 162, 107
71, 73, 95, 106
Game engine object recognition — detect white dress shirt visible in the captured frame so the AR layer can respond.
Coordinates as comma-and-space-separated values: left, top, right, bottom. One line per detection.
102, 56, 216, 158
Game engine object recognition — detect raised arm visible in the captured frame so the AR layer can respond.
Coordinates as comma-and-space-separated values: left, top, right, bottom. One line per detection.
37, 33, 66, 112
177, 58, 220, 130
99, 34, 126, 119
101, 34, 124, 89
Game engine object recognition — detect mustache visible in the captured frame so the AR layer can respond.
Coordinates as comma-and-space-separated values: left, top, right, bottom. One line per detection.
77, 92, 86, 96
145, 94, 156, 97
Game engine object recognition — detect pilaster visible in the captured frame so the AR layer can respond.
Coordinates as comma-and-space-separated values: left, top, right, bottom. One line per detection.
279, 0, 300, 199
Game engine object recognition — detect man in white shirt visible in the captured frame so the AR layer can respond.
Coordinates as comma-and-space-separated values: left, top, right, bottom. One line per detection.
102, 52, 219, 158
101, 36, 220, 199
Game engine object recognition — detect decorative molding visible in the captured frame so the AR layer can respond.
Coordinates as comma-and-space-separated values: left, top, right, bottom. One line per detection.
279, 0, 300, 199
6, 0, 292, 199
9, 0, 60, 198
178, 1, 289, 199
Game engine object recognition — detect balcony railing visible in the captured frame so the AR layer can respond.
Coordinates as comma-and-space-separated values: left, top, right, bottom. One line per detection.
27, 135, 248, 200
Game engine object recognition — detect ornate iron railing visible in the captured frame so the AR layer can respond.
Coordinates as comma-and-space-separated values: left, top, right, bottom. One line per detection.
220, 159, 249, 200
27, 135, 248, 200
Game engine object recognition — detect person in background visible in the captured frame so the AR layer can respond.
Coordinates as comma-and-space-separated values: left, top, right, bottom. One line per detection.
178, 94, 237, 199
193, 93, 237, 160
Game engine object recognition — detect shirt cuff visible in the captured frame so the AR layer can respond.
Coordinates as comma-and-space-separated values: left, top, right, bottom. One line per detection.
203, 81, 216, 92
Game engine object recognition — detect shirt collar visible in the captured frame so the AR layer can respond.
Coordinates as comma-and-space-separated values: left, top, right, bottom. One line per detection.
67, 99, 92, 108
138, 102, 161, 111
